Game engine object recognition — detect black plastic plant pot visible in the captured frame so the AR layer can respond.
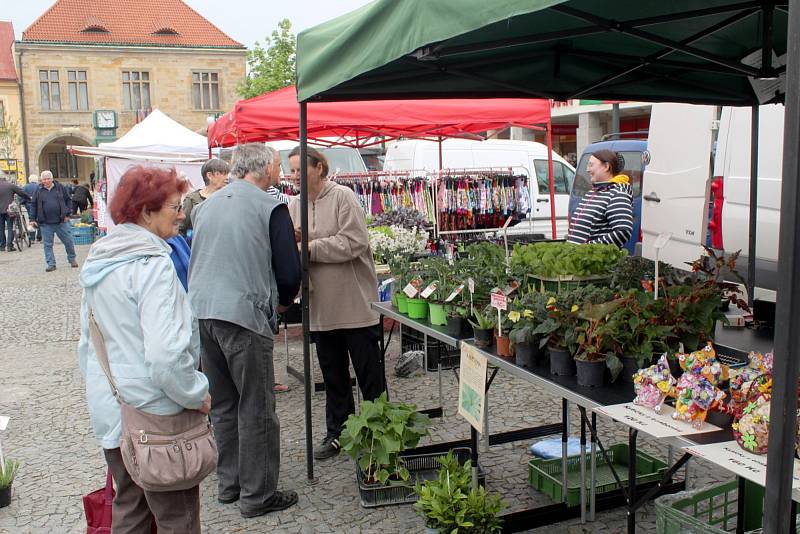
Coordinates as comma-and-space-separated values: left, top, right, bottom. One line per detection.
446, 316, 465, 338
576, 358, 606, 387
0, 486, 10, 508
621, 354, 653, 383
515, 342, 535, 368
549, 346, 575, 376
473, 327, 494, 348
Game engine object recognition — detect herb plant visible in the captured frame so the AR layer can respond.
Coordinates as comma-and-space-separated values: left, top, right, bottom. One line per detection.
0, 459, 18, 489
339, 393, 430, 485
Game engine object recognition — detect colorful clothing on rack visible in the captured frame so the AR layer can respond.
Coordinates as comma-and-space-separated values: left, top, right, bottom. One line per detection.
436, 173, 529, 231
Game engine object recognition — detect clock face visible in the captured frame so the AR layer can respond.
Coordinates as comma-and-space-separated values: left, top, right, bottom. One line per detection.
96, 111, 115, 129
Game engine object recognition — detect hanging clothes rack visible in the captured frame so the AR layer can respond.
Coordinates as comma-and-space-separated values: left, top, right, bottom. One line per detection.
331, 170, 435, 224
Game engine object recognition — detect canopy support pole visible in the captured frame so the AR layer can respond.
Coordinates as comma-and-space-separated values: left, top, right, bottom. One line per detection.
546, 121, 557, 239
764, 0, 800, 530
299, 102, 315, 483
747, 105, 759, 306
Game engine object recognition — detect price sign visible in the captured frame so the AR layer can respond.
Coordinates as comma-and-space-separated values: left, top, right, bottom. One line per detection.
490, 291, 508, 311
467, 278, 475, 294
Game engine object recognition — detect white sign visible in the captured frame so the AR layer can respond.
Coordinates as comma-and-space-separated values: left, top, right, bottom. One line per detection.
653, 232, 672, 251
594, 402, 721, 439
403, 283, 419, 298
467, 278, 475, 294
458, 344, 488, 431
444, 284, 465, 303
420, 282, 438, 299
490, 291, 508, 311
0, 416, 8, 432
684, 441, 800, 489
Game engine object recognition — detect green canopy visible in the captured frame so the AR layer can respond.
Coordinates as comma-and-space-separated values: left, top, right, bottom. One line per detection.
297, 0, 788, 105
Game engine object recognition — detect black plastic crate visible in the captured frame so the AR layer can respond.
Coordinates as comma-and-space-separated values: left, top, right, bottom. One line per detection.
356, 447, 485, 508
401, 327, 460, 371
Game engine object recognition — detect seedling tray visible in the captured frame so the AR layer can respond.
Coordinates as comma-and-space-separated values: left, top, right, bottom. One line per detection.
527, 443, 667, 506
356, 447, 485, 508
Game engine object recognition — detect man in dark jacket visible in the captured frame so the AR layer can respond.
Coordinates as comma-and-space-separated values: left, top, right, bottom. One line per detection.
29, 170, 77, 271
70, 179, 93, 215
0, 174, 31, 251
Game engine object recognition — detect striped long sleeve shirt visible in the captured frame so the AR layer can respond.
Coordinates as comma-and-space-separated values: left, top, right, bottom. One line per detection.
567, 179, 634, 248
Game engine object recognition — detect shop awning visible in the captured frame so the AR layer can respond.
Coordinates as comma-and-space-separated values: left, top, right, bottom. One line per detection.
296, 0, 787, 105
207, 85, 551, 148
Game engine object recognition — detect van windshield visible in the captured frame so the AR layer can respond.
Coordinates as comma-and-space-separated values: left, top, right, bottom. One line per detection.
279, 147, 366, 176
573, 151, 643, 198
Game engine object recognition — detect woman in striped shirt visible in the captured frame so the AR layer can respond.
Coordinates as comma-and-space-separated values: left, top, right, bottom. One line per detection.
567, 149, 633, 248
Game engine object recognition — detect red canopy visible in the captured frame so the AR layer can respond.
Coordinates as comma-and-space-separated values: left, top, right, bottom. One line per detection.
207, 86, 551, 148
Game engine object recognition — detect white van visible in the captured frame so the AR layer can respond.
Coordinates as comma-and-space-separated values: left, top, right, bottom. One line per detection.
641, 103, 784, 301
266, 140, 367, 177
383, 138, 576, 237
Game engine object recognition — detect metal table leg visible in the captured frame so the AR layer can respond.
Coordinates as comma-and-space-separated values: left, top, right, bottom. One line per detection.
590, 411, 596, 521
562, 399, 569, 504
580, 408, 586, 524
628, 428, 639, 534
737, 476, 746, 534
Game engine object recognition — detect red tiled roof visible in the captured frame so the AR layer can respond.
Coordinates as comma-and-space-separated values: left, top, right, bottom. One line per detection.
23, 0, 243, 48
0, 22, 16, 81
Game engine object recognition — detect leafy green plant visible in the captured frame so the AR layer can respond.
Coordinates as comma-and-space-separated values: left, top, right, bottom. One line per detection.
511, 242, 626, 279
610, 256, 673, 291
0, 459, 18, 489
532, 286, 615, 353
340, 393, 430, 485
575, 300, 624, 380
468, 306, 497, 330
414, 451, 505, 533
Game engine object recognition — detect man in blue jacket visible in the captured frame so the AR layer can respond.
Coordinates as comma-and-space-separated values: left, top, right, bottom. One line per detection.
29, 170, 77, 272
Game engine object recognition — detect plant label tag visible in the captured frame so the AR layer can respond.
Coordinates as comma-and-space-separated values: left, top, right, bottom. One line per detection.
467, 278, 475, 294
445, 284, 465, 303
502, 281, 520, 296
0, 416, 7, 431
403, 282, 420, 298
490, 291, 507, 311
653, 232, 672, 251
420, 282, 438, 299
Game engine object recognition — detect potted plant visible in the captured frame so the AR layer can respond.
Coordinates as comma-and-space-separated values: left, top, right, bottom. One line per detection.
575, 301, 623, 387
414, 451, 505, 534
422, 257, 455, 326
508, 292, 550, 368
0, 458, 18, 508
446, 304, 469, 338
340, 393, 431, 486
388, 256, 411, 313
468, 306, 497, 349
494, 311, 513, 358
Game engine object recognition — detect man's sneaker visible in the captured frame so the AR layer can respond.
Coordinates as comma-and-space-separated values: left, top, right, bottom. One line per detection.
313, 437, 340, 460
45, 265, 56, 272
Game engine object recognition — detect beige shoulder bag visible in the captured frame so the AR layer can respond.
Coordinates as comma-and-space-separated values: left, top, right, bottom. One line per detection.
88, 311, 217, 492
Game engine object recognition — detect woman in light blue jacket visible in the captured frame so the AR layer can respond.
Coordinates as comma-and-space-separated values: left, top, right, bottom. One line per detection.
78, 166, 209, 534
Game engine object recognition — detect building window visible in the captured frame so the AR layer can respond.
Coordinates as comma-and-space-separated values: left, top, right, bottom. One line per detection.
192, 71, 220, 110
39, 70, 61, 111
122, 71, 151, 111
48, 151, 78, 179
0, 101, 5, 128
67, 70, 89, 111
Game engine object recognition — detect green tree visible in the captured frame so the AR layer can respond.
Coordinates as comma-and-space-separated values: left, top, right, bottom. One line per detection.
238, 19, 296, 99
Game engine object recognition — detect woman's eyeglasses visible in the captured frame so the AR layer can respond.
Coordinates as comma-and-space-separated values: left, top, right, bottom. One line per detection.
165, 203, 184, 213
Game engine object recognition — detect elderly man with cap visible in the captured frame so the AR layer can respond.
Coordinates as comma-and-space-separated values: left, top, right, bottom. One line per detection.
29, 170, 77, 271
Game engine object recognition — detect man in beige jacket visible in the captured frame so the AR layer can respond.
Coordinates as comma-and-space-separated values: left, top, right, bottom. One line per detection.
288, 146, 385, 460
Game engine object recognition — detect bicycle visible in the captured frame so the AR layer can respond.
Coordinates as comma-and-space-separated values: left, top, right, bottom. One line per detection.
8, 199, 31, 252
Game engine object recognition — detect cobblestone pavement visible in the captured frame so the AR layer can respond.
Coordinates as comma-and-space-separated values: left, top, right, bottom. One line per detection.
0, 242, 733, 533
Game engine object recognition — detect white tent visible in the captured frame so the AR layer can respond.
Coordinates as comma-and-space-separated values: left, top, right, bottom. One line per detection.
68, 110, 211, 229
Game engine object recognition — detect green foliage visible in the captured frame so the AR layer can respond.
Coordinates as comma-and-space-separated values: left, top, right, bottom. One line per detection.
511, 242, 626, 279
339, 393, 430, 485
414, 452, 505, 533
0, 459, 18, 489
532, 286, 615, 353
575, 300, 624, 380
0, 106, 21, 161
468, 306, 497, 330
238, 19, 296, 99
610, 256, 673, 291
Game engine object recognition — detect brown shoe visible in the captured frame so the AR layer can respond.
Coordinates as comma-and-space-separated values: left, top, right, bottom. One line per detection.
70, 262, 79, 268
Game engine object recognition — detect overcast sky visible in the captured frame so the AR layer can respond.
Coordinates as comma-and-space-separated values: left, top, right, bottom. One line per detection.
2, 0, 374, 49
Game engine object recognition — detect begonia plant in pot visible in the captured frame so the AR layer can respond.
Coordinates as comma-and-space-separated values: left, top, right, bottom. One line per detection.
575, 301, 623, 387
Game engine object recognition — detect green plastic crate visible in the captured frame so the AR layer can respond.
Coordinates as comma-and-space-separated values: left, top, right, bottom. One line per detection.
527, 443, 667, 506
656, 481, 800, 534
528, 274, 610, 294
